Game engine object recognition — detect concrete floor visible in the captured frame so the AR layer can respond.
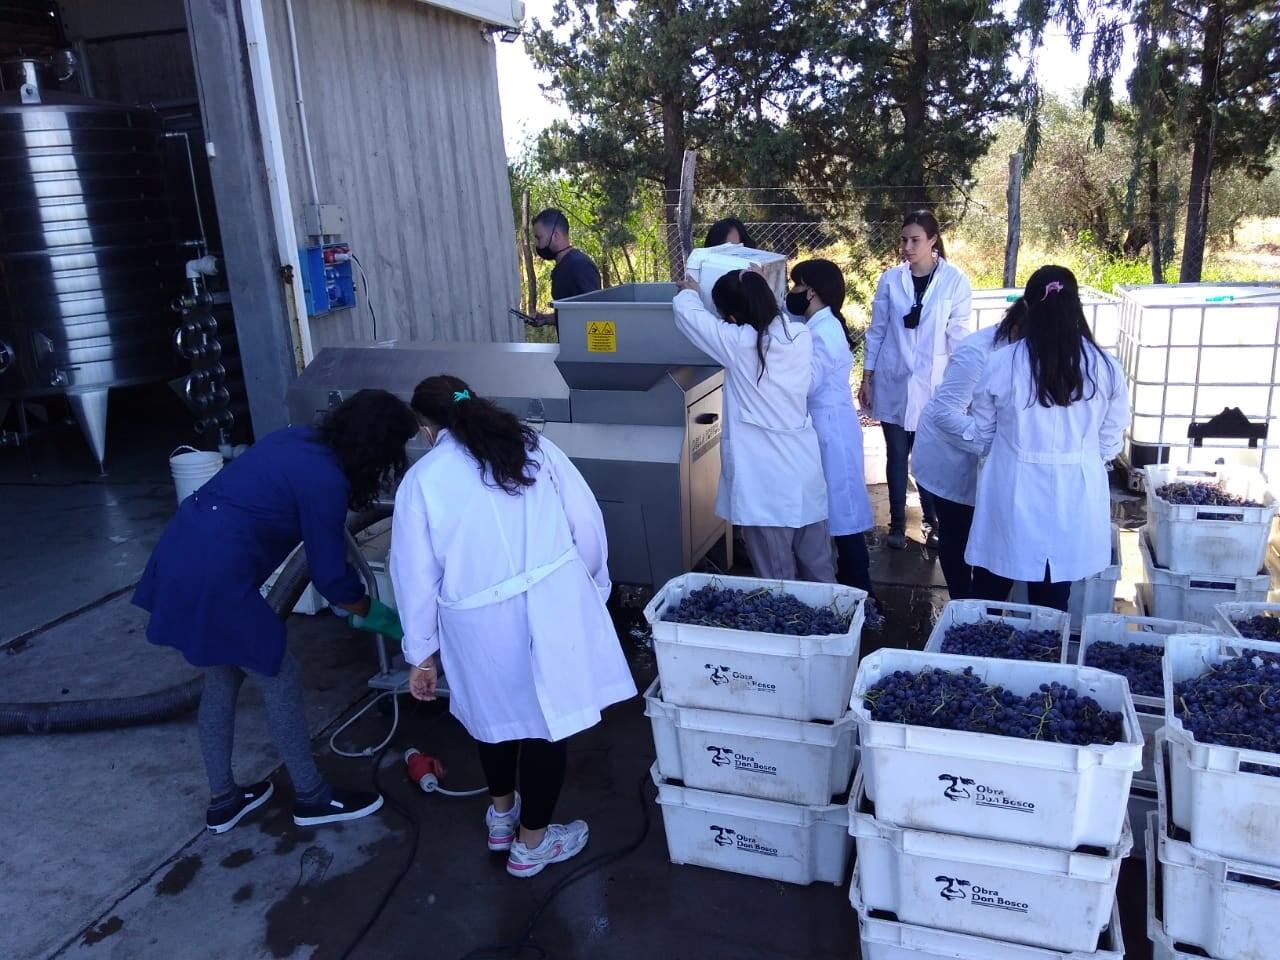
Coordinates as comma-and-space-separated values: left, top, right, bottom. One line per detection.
0, 385, 194, 645
2, 470, 1158, 960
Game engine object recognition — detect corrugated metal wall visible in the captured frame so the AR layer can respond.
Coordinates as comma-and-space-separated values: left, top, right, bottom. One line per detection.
262, 0, 521, 347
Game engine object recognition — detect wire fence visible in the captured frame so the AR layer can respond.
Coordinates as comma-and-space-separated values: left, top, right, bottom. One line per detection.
512, 180, 1222, 329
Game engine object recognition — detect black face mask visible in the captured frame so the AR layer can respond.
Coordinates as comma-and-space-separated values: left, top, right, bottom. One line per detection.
535, 242, 557, 261
785, 290, 811, 316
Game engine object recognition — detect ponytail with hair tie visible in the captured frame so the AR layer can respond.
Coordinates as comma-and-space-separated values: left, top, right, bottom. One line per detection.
411, 375, 539, 493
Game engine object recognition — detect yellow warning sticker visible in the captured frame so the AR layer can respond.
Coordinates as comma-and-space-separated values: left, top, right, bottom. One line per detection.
586, 320, 617, 353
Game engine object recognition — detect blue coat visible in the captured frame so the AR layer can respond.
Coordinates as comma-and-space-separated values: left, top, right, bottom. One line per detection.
133, 427, 365, 675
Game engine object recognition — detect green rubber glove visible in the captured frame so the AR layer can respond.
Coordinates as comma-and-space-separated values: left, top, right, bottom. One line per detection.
349, 597, 404, 641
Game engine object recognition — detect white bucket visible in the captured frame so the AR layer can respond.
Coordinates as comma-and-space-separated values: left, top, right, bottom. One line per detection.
170, 445, 223, 504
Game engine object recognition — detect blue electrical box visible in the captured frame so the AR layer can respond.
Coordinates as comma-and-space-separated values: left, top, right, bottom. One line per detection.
300, 244, 356, 316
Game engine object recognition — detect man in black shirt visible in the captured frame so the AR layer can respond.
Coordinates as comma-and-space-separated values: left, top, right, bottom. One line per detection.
527, 208, 601, 332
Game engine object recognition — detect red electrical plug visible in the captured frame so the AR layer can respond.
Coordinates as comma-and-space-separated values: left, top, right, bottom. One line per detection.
405, 748, 447, 792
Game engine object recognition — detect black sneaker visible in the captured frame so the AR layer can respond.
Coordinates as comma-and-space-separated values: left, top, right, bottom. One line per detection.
207, 780, 275, 834
293, 789, 384, 827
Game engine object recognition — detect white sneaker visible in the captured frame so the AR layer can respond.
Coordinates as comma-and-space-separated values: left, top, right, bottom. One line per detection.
485, 795, 521, 852
506, 820, 589, 878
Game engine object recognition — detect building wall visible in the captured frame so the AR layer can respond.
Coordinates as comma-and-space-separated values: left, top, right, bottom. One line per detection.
262, 0, 521, 347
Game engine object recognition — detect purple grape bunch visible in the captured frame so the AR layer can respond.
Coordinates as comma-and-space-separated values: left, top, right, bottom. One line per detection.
663, 584, 851, 636
940, 619, 1063, 662
862, 666, 1125, 746
1155, 481, 1262, 514
1174, 654, 1280, 777
1084, 640, 1165, 697
1231, 615, 1280, 643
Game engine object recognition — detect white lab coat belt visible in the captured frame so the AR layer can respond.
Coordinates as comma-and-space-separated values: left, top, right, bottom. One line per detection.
438, 548, 577, 611
1005, 442, 1100, 465
740, 412, 814, 435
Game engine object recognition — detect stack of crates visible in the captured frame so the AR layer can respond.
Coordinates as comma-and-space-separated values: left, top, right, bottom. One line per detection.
846, 646, 1143, 960
1137, 464, 1278, 626
1075, 612, 1212, 858
641, 573, 866, 886
1147, 633, 1280, 960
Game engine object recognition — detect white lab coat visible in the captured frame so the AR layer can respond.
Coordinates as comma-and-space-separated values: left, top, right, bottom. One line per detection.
805, 307, 874, 535
390, 431, 636, 743
672, 289, 828, 528
964, 343, 1130, 582
911, 326, 1003, 507
864, 260, 973, 431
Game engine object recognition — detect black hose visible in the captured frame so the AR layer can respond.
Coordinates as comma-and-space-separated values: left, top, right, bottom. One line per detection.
0, 506, 394, 736
0, 677, 205, 735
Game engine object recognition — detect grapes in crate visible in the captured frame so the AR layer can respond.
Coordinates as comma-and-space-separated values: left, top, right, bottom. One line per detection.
940, 619, 1062, 662
1084, 640, 1165, 697
1155, 481, 1262, 512
861, 666, 1125, 746
662, 584, 852, 636
1173, 655, 1280, 777
1231, 615, 1280, 643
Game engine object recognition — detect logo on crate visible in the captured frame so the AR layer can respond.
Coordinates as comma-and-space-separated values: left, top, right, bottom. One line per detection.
938, 774, 975, 800
937, 774, 1034, 813
934, 876, 1029, 913
705, 746, 778, 776
708, 824, 778, 857
707, 746, 733, 767
703, 663, 777, 694
934, 876, 970, 900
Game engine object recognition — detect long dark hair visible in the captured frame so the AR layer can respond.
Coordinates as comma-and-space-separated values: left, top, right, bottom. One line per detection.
902, 210, 946, 259
1021, 265, 1101, 407
412, 375, 539, 494
994, 297, 1025, 347
704, 217, 756, 248
711, 270, 782, 383
317, 389, 419, 510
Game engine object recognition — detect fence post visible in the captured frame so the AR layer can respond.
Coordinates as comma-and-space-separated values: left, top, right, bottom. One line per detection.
1003, 152, 1023, 288
675, 150, 697, 278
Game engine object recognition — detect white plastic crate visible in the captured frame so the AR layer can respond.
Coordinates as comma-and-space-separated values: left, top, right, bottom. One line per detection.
925, 599, 1071, 662
1150, 746, 1279, 960
1077, 612, 1211, 782
851, 880, 1125, 960
1012, 526, 1121, 632
863, 422, 888, 486
850, 648, 1143, 849
1158, 635, 1280, 866
1214, 600, 1280, 643
848, 769, 1129, 952
650, 762, 851, 885
1144, 463, 1278, 577
643, 678, 858, 805
1138, 527, 1272, 625
643, 573, 866, 722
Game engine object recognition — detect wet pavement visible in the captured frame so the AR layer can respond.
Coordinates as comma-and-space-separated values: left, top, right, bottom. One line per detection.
3, 477, 1156, 960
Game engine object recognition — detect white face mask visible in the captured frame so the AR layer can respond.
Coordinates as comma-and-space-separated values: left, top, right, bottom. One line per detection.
419, 424, 437, 447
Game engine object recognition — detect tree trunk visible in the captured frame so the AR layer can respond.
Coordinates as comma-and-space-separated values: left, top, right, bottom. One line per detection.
900, 0, 931, 212
520, 189, 537, 314
1179, 4, 1223, 283
1147, 153, 1164, 284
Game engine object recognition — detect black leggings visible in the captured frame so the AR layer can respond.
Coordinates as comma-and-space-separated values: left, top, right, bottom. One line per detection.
924, 489, 976, 600
475, 737, 568, 831
972, 562, 1072, 613
834, 533, 877, 601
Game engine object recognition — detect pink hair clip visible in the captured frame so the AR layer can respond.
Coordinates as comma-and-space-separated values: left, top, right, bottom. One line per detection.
1041, 281, 1064, 301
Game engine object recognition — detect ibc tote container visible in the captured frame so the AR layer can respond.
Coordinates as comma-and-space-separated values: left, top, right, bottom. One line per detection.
971, 286, 1119, 352
1115, 283, 1280, 475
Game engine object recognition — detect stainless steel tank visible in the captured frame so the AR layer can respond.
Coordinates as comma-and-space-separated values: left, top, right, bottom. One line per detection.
0, 60, 182, 468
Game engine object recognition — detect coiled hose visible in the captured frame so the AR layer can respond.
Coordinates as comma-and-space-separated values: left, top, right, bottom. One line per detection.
0, 507, 391, 736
